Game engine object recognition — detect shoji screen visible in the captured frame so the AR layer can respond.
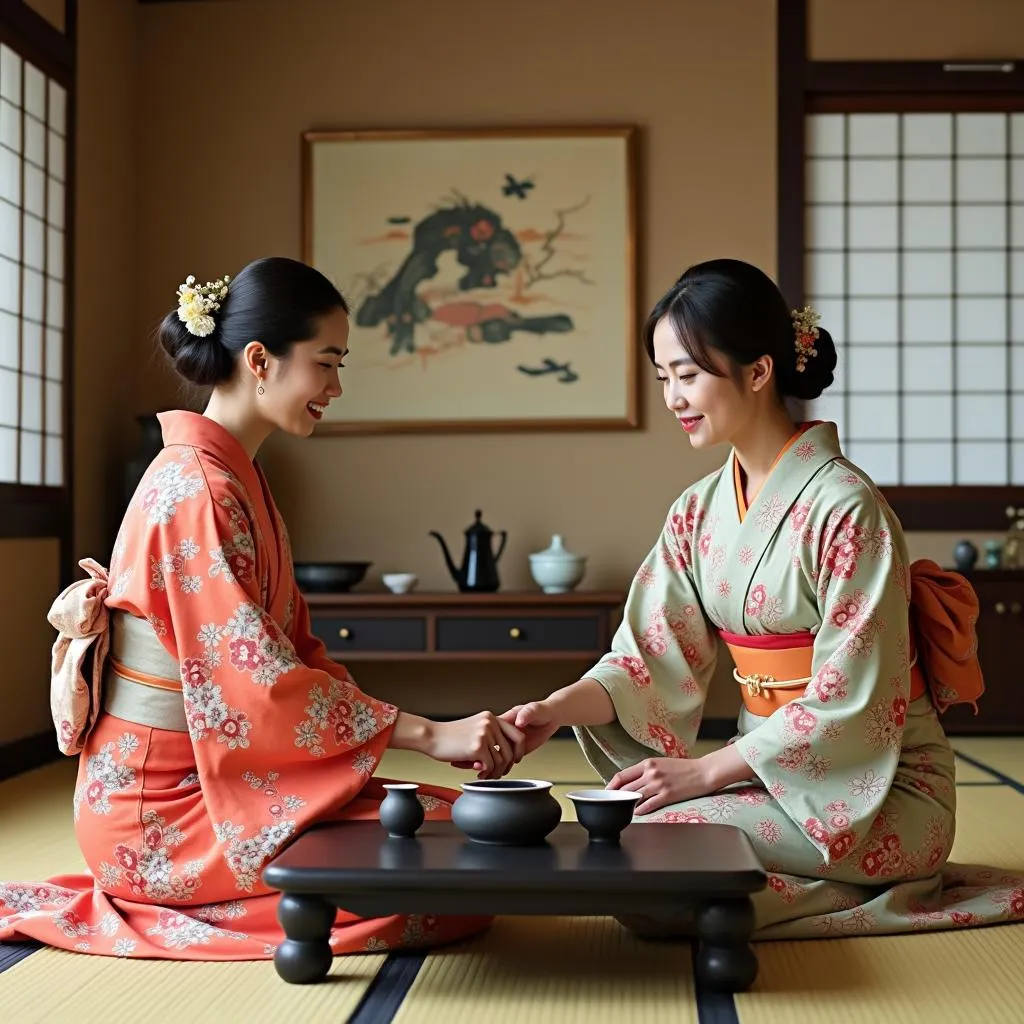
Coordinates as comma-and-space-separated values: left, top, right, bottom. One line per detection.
804, 112, 1022, 487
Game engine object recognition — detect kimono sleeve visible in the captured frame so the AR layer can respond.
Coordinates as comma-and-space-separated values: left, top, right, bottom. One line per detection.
732, 496, 913, 866
143, 481, 398, 883
288, 579, 355, 682
574, 507, 718, 780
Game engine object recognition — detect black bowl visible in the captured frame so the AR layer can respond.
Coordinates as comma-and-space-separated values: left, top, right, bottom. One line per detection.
451, 779, 562, 846
293, 561, 371, 593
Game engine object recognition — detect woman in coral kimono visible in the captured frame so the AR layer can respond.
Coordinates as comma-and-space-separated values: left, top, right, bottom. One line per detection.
0, 257, 525, 959
503, 258, 1024, 939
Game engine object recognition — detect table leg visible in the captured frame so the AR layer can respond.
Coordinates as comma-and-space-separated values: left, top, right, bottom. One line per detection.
694, 897, 759, 993
274, 892, 335, 984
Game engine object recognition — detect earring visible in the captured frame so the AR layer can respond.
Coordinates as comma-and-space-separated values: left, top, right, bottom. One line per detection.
257, 380, 265, 396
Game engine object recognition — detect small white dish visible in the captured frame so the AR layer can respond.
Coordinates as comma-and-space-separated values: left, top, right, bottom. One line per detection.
382, 572, 418, 594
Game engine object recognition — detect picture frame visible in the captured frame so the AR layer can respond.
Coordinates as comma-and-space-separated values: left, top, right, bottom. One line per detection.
301, 126, 639, 434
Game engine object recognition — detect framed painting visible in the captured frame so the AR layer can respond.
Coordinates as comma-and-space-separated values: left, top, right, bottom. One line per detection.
302, 127, 639, 434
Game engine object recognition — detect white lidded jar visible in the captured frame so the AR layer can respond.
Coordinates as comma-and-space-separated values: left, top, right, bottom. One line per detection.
528, 534, 586, 594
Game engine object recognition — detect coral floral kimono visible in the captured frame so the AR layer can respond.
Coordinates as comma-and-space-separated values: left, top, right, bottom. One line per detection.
0, 411, 488, 960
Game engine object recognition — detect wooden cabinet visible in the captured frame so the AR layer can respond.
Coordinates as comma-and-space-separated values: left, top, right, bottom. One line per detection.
304, 591, 624, 664
939, 570, 1024, 735
303, 574, 1023, 734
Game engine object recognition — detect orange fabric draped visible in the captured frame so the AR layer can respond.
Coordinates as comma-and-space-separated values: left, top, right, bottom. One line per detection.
908, 559, 985, 714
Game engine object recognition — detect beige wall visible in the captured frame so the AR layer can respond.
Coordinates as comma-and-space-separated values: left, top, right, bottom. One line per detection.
810, 0, 1023, 59
0, 540, 60, 745
5, 0, 1024, 741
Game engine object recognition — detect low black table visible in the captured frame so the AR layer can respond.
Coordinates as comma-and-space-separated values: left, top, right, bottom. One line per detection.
262, 821, 767, 992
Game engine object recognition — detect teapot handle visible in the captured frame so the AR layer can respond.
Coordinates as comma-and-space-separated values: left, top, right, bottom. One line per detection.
493, 530, 507, 563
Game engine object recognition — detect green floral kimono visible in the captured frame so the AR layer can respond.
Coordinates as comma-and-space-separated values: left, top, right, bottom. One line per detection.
576, 421, 1024, 939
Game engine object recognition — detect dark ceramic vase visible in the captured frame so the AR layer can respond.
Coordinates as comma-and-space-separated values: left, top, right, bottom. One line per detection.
451, 779, 561, 846
952, 540, 978, 572
379, 784, 424, 838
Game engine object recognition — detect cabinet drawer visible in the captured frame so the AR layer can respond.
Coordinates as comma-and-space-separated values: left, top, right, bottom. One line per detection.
436, 615, 601, 653
312, 616, 426, 653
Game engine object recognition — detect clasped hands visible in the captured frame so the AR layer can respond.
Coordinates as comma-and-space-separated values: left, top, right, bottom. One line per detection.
443, 700, 714, 815
433, 699, 565, 780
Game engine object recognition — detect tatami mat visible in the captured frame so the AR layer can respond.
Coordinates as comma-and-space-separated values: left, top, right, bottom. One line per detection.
736, 926, 1024, 1024
0, 945, 385, 1024
947, 786, 1024, 871
3, 739, 1024, 1024
952, 753, 1000, 783
1, 760, 83, 879
954, 738, 1024, 785
393, 915, 699, 1024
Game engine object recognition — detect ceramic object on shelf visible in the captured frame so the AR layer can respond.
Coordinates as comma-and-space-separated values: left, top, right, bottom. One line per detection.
567, 789, 641, 843
382, 573, 418, 594
379, 783, 424, 838
952, 540, 978, 572
528, 534, 586, 594
293, 562, 371, 593
429, 510, 507, 593
984, 540, 1003, 569
451, 779, 561, 845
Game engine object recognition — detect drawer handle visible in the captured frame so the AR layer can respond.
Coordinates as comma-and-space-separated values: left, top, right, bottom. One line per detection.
338, 627, 352, 639
509, 627, 522, 639
995, 603, 1006, 615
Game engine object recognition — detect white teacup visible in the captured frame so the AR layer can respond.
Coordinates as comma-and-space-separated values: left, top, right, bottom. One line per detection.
382, 572, 418, 594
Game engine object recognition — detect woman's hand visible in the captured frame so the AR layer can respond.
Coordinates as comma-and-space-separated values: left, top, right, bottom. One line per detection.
425, 712, 525, 779
607, 757, 714, 815
499, 701, 562, 755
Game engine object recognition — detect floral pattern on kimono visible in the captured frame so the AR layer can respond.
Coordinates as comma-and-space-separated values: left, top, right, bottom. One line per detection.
575, 421, 1024, 939
0, 411, 490, 959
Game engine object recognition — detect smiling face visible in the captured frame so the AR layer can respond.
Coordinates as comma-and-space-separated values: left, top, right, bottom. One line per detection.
257, 306, 349, 437
651, 315, 764, 449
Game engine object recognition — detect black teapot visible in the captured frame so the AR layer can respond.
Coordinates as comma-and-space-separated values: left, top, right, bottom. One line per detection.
429, 510, 507, 593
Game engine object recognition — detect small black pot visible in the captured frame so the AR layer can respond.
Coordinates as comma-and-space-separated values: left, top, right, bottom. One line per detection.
451, 779, 561, 846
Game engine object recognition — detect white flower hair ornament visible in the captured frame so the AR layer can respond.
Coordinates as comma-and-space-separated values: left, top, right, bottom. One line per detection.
176, 274, 231, 338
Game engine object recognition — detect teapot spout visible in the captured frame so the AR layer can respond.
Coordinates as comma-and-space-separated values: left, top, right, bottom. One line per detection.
429, 531, 463, 587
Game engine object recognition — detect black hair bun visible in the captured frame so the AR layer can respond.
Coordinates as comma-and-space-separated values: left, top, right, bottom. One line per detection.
779, 325, 837, 401
157, 311, 233, 387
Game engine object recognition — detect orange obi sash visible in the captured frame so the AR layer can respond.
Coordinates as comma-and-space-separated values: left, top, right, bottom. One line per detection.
720, 559, 984, 718
719, 629, 926, 717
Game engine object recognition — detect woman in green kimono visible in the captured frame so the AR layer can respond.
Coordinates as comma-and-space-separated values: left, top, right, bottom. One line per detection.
503, 258, 1023, 939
